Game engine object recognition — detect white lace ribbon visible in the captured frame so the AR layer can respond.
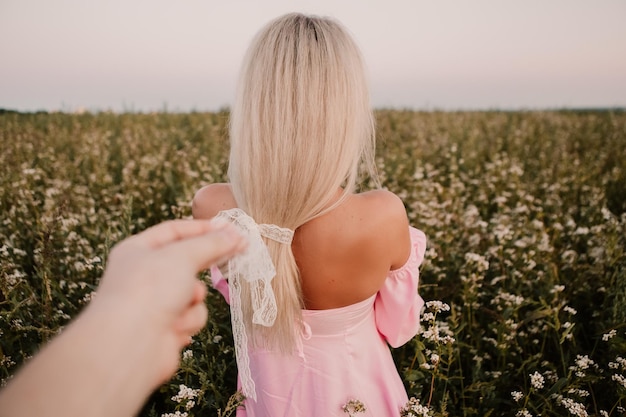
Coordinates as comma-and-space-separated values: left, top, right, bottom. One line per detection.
213, 208, 294, 401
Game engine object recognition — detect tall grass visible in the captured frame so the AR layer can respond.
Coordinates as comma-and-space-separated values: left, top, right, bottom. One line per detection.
1, 110, 624, 416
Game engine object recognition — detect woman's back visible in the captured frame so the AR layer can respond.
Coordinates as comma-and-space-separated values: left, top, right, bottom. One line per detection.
192, 183, 412, 310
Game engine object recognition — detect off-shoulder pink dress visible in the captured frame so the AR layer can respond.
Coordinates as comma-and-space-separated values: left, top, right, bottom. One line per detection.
210, 226, 426, 417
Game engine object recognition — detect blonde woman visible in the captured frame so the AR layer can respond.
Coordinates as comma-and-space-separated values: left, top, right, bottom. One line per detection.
193, 13, 426, 417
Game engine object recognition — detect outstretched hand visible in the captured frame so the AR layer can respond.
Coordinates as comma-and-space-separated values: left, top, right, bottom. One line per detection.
0, 219, 246, 417
93, 219, 247, 382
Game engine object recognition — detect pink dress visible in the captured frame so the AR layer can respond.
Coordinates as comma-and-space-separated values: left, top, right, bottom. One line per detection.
210, 226, 427, 417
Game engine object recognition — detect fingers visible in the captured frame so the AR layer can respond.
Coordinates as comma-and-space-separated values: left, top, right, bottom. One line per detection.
190, 281, 207, 305
156, 226, 247, 272
175, 302, 208, 341
128, 219, 232, 250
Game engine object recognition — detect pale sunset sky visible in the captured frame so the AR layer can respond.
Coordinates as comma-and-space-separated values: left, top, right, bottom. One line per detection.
1, 0, 625, 112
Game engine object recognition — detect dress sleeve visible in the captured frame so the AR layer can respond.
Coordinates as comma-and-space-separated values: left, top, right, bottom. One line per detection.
210, 265, 231, 304
374, 226, 427, 348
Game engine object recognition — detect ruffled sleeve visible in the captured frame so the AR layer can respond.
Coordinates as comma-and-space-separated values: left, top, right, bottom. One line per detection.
210, 265, 231, 305
374, 226, 427, 348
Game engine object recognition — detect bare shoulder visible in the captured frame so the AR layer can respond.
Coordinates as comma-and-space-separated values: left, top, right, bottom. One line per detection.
356, 189, 408, 225
191, 183, 237, 220
355, 189, 411, 269
296, 189, 413, 307
357, 188, 404, 206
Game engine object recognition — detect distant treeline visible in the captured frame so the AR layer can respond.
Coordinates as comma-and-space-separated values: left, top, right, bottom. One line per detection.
1, 107, 625, 115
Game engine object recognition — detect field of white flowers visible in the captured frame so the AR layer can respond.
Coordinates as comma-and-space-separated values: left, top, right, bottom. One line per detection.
0, 110, 624, 416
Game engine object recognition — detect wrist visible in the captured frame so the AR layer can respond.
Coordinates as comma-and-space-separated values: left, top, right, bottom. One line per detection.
82, 295, 175, 389
0, 296, 171, 417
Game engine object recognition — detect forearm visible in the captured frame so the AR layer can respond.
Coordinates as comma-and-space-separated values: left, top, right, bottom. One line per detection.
0, 219, 242, 417
0, 301, 165, 417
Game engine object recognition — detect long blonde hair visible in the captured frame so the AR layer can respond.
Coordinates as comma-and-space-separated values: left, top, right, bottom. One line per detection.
228, 13, 378, 352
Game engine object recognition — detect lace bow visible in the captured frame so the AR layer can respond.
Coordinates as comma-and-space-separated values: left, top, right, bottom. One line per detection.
213, 208, 294, 401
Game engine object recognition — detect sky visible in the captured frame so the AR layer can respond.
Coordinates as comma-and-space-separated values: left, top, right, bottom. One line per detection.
1, 0, 625, 112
